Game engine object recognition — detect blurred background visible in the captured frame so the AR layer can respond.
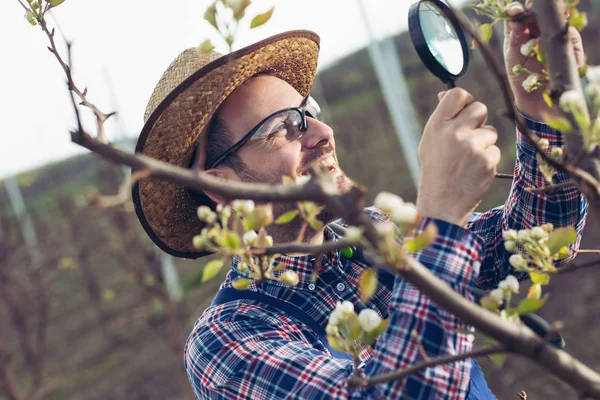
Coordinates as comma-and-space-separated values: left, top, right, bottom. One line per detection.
2, 0, 600, 399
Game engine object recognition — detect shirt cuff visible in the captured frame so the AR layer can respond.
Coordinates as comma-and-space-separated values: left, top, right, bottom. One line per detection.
516, 112, 564, 160
411, 217, 483, 288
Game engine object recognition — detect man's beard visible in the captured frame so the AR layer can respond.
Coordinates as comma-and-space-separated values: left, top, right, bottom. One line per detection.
237, 157, 355, 243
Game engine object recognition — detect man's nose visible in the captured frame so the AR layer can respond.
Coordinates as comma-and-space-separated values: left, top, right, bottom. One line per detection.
301, 118, 334, 149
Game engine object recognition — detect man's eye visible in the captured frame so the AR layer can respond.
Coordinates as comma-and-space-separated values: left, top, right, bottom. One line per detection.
268, 123, 287, 138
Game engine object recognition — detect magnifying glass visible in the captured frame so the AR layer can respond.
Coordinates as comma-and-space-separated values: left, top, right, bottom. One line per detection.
409, 0, 470, 89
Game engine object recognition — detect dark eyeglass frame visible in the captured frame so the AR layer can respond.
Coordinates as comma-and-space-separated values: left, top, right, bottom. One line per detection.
206, 95, 319, 170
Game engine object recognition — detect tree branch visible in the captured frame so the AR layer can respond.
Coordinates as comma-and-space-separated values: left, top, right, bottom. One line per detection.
525, 181, 576, 194
347, 344, 505, 388
251, 239, 358, 256
558, 258, 600, 275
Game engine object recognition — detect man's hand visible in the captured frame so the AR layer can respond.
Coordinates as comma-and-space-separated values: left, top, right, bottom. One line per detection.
504, 0, 585, 121
417, 89, 500, 228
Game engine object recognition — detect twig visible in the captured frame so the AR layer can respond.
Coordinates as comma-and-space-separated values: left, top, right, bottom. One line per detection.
412, 330, 431, 362
519, 390, 528, 399
525, 181, 576, 194
347, 344, 505, 388
92, 169, 152, 209
496, 173, 514, 180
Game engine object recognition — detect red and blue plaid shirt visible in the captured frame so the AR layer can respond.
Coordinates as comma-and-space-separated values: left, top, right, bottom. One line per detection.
184, 117, 588, 399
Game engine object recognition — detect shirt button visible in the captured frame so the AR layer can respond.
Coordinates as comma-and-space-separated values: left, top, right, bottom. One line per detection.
308, 283, 316, 291
336, 282, 346, 292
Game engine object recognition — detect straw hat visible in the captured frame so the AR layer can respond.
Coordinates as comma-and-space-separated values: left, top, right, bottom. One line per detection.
132, 30, 320, 259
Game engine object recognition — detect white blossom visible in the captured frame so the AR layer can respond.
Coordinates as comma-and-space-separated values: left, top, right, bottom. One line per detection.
509, 254, 527, 270
498, 275, 520, 293
520, 39, 537, 56
585, 82, 600, 98
358, 309, 383, 332
325, 323, 338, 336
517, 230, 530, 241
551, 147, 563, 158
375, 222, 395, 236
559, 90, 586, 112
502, 230, 518, 241
586, 65, 600, 82
541, 223, 554, 233
231, 199, 255, 214
489, 288, 504, 302
531, 226, 548, 240
280, 270, 299, 286
390, 202, 418, 224
374, 192, 405, 213
329, 301, 355, 326
243, 230, 258, 246
522, 74, 541, 93
197, 206, 216, 223
344, 226, 363, 242
264, 235, 274, 247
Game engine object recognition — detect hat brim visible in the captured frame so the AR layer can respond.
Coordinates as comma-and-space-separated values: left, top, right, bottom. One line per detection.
132, 30, 320, 259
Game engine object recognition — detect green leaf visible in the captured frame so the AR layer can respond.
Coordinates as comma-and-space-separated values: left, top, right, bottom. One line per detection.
404, 224, 438, 253
199, 39, 215, 53
232, 278, 252, 290
25, 10, 37, 26
222, 231, 241, 250
489, 352, 506, 367
518, 294, 549, 315
570, 9, 588, 31
309, 218, 323, 231
543, 114, 573, 133
275, 210, 299, 224
225, 0, 251, 20
204, 1, 219, 30
250, 7, 274, 29
479, 23, 493, 43
529, 270, 550, 285
359, 268, 378, 303
528, 283, 542, 300
48, 0, 65, 7
547, 227, 577, 255
202, 259, 225, 283
327, 335, 347, 353
543, 91, 553, 108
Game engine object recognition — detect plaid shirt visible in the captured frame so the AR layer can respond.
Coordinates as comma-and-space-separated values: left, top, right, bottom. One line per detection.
184, 117, 588, 399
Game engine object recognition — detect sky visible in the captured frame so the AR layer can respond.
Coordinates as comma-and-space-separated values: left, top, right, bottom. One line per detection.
0, 0, 459, 178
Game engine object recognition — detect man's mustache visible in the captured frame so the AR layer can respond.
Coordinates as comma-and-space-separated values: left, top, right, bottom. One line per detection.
297, 143, 335, 174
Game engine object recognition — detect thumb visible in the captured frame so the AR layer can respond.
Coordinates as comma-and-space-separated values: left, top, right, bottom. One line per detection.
438, 91, 447, 101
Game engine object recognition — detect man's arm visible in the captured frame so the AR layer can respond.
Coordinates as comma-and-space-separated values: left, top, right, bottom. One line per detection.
184, 219, 481, 399
468, 118, 588, 290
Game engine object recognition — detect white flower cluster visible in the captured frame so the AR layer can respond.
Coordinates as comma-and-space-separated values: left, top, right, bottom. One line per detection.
232, 199, 255, 214
489, 275, 519, 302
374, 192, 418, 225
326, 301, 383, 335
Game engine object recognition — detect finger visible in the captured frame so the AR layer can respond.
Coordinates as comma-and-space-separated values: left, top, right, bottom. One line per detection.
438, 91, 447, 101
525, 0, 533, 10
432, 88, 475, 121
505, 1, 525, 17
472, 125, 498, 148
454, 101, 488, 129
484, 145, 502, 170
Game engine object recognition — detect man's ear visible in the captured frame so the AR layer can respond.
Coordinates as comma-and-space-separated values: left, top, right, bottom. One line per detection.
202, 169, 230, 205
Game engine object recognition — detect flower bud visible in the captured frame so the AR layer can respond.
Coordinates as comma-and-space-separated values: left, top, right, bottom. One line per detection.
489, 288, 504, 302
325, 323, 339, 336
559, 90, 586, 112
509, 254, 528, 271
537, 139, 550, 150
512, 64, 526, 74
517, 230, 530, 241
231, 199, 255, 214
358, 309, 383, 332
295, 175, 310, 185
391, 202, 418, 224
541, 223, 554, 233
280, 270, 299, 287
551, 147, 563, 158
522, 74, 541, 93
374, 192, 405, 214
498, 275, 520, 293
192, 234, 206, 249
243, 230, 258, 246
344, 226, 363, 242
504, 240, 517, 253
375, 222, 395, 237
587, 65, 600, 82
520, 39, 537, 56
531, 226, 549, 240
197, 206, 216, 223
502, 229, 518, 241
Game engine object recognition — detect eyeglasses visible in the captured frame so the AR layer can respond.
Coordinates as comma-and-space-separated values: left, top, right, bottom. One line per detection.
206, 95, 322, 170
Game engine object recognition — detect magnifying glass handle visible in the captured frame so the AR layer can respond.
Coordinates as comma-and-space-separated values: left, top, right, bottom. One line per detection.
446, 80, 456, 90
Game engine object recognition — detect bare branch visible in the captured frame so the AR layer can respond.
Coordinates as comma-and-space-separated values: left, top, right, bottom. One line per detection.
496, 173, 514, 180
412, 330, 431, 362
558, 258, 600, 275
347, 344, 505, 388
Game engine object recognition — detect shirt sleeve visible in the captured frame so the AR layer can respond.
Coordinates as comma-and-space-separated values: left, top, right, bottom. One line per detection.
468, 115, 588, 290
185, 214, 481, 399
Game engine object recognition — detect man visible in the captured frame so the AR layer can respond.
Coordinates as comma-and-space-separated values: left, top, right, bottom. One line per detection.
132, 2, 588, 399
